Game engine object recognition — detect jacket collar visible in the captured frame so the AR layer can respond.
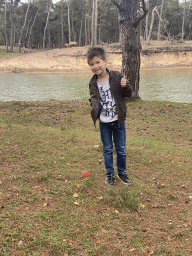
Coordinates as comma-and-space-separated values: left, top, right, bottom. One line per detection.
90, 68, 110, 84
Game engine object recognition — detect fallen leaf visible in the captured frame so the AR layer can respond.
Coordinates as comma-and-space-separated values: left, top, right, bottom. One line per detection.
18, 241, 23, 247
73, 193, 79, 198
74, 201, 80, 206
96, 196, 103, 200
76, 183, 82, 188
115, 210, 119, 214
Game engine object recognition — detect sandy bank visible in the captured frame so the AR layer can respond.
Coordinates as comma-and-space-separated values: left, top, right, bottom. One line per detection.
0, 42, 192, 73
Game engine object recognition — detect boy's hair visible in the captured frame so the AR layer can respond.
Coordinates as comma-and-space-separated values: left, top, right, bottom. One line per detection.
86, 47, 106, 63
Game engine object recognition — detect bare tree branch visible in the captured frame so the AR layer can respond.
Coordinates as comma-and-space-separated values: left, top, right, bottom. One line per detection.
111, 0, 121, 9
133, 0, 148, 28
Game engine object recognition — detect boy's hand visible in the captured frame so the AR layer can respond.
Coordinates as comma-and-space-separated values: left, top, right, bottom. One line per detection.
121, 76, 127, 88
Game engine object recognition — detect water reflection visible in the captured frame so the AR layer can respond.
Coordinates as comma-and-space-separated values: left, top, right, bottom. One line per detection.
0, 73, 90, 102
0, 68, 192, 103
139, 68, 192, 103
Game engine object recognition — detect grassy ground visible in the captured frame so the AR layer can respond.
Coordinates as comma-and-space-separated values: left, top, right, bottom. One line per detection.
0, 100, 192, 256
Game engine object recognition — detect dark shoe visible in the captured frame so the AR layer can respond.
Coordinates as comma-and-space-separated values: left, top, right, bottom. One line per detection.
117, 172, 131, 185
105, 174, 115, 185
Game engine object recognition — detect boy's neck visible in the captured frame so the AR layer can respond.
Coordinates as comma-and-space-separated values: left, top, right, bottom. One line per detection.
97, 69, 109, 83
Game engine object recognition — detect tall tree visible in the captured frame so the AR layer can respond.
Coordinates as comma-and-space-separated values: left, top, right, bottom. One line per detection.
144, 0, 149, 40
182, 0, 187, 41
146, 6, 157, 45
91, 0, 97, 46
10, 0, 14, 51
111, 0, 148, 99
157, 0, 164, 40
43, 0, 52, 49
18, 0, 31, 53
67, 0, 71, 43
61, 0, 64, 47
4, 0, 9, 53
28, 7, 39, 48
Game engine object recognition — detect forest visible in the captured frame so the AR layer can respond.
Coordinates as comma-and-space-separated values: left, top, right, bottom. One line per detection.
0, 0, 192, 51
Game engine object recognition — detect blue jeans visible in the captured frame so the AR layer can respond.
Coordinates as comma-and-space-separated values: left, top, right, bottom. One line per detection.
99, 120, 126, 175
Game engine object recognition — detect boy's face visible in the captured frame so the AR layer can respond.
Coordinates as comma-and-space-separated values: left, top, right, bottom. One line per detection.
88, 56, 107, 76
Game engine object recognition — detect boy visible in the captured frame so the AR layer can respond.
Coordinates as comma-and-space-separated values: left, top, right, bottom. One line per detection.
87, 47, 132, 185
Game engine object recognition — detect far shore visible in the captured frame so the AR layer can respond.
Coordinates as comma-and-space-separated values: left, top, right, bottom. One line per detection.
0, 41, 192, 73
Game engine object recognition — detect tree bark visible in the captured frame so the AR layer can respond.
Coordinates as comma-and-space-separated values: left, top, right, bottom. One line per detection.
157, 0, 164, 41
67, 0, 71, 43
10, 0, 14, 51
182, 0, 187, 41
111, 0, 148, 99
28, 8, 39, 49
91, 0, 98, 47
79, 18, 83, 46
5, 0, 9, 53
18, 0, 30, 53
61, 0, 64, 48
43, 2, 52, 50
85, 14, 88, 45
146, 7, 156, 46
144, 0, 149, 40
71, 9, 76, 42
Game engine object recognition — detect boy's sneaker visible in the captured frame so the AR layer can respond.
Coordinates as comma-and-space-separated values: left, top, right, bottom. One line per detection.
117, 172, 131, 185
105, 174, 115, 185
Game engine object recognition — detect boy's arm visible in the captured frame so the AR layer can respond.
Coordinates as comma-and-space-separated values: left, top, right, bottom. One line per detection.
89, 81, 100, 123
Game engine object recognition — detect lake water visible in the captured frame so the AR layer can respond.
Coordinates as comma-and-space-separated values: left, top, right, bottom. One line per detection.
0, 68, 192, 103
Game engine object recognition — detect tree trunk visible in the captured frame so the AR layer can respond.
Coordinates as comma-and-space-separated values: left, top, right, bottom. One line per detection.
24, 17, 32, 48
43, 2, 52, 50
67, 0, 71, 43
79, 18, 83, 46
111, 0, 148, 99
61, 0, 64, 48
146, 7, 156, 46
144, 0, 149, 40
71, 10, 76, 42
5, 0, 9, 53
85, 14, 88, 45
28, 8, 39, 48
91, 0, 98, 47
157, 0, 164, 41
10, 0, 13, 51
18, 0, 30, 53
182, 0, 187, 41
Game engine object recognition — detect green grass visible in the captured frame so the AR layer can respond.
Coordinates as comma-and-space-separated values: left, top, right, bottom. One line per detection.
0, 99, 192, 255
0, 49, 23, 55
